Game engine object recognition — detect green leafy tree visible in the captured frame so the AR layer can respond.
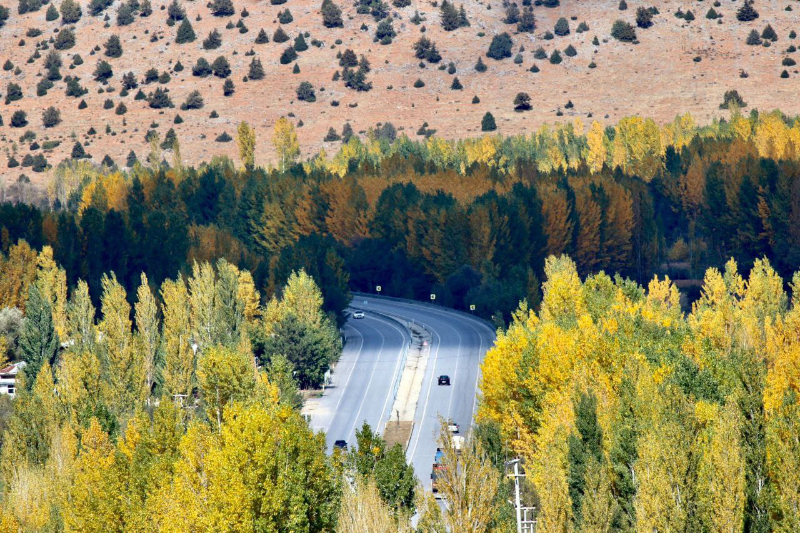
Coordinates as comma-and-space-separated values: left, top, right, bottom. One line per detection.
175, 18, 196, 43
18, 284, 59, 387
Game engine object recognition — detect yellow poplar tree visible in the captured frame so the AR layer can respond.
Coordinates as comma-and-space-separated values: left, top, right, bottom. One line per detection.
586, 121, 608, 174
237, 121, 256, 169
99, 273, 143, 412
135, 273, 160, 396
272, 116, 300, 171
161, 277, 195, 398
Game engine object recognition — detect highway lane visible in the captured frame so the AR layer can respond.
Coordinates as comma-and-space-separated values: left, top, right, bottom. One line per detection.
307, 311, 410, 452
355, 296, 496, 490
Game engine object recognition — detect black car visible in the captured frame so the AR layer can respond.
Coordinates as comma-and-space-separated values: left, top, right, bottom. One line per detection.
438, 375, 450, 386
334, 439, 348, 451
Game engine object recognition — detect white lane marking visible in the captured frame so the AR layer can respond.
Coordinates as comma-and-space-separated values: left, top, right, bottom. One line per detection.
364, 297, 495, 430
446, 322, 463, 419
347, 319, 386, 441
324, 323, 365, 434
407, 325, 442, 462
368, 314, 411, 433
470, 326, 485, 430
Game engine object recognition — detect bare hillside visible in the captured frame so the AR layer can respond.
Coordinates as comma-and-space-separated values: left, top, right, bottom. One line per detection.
0, 0, 798, 186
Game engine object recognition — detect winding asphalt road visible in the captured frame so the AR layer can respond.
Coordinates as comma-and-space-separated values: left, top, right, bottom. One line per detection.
308, 311, 411, 451
306, 296, 496, 490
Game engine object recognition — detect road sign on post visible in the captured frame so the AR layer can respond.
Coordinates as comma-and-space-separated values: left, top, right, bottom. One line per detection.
376, 285, 382, 293
469, 304, 475, 313
430, 294, 436, 302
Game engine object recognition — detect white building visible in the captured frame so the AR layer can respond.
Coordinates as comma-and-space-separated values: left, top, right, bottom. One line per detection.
0, 361, 26, 398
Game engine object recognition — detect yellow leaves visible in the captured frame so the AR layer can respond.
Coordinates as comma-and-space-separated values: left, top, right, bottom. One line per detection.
586, 120, 608, 173
236, 121, 256, 169
78, 171, 129, 214
0, 239, 38, 311
763, 310, 800, 416
694, 400, 719, 427
272, 116, 300, 171
463, 135, 503, 168
696, 402, 746, 532
528, 389, 573, 532
540, 255, 586, 327
478, 307, 537, 447
611, 116, 664, 181
754, 111, 790, 160
652, 364, 672, 385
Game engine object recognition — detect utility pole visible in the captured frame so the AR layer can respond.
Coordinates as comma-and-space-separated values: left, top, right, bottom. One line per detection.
506, 458, 536, 533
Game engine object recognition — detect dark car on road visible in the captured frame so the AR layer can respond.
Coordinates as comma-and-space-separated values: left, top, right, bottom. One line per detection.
334, 440, 348, 450
438, 375, 450, 386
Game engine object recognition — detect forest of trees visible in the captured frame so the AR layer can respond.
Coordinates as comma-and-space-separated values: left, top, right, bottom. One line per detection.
0, 243, 511, 530
479, 255, 800, 532
1, 109, 800, 528
3, 109, 800, 323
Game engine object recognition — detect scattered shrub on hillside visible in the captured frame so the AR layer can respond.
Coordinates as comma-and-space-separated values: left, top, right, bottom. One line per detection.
280, 46, 298, 64
203, 29, 222, 49
148, 87, 173, 108
223, 78, 235, 95
41, 106, 61, 127
10, 111, 28, 128
564, 44, 577, 57
719, 89, 746, 109
746, 29, 762, 45
294, 33, 308, 52
636, 6, 653, 28
45, 3, 58, 20
54, 27, 76, 50
167, 0, 185, 22
413, 37, 441, 63
487, 32, 513, 60
116, 102, 127, 115
105, 34, 123, 57
375, 18, 395, 44
210, 0, 234, 17
321, 0, 343, 27
481, 111, 496, 131
504, 2, 519, 24
176, 18, 196, 43
211, 56, 230, 77
611, 19, 636, 42
440, 0, 468, 31
278, 8, 293, 24
339, 48, 358, 67
5, 82, 22, 104
181, 89, 204, 109
549, 49, 563, 64
255, 28, 269, 43
193, 57, 212, 77
94, 60, 113, 81
736, 0, 758, 22
248, 58, 265, 79
554, 17, 569, 36
762, 24, 778, 42
274, 26, 290, 43
89, 0, 114, 16
518, 7, 535, 32
117, 2, 134, 25
296, 81, 316, 102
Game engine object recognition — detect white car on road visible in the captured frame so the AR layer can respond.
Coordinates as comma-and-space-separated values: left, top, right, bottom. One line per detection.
352, 311, 365, 319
